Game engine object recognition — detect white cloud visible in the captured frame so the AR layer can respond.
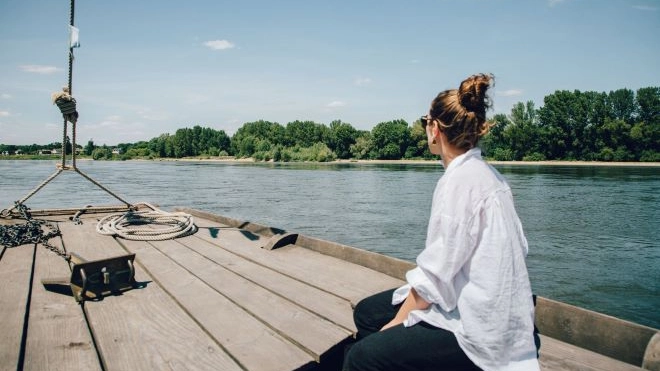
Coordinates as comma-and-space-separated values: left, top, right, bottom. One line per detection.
19, 65, 61, 74
137, 109, 169, 121
326, 101, 346, 108
498, 89, 523, 97
97, 120, 120, 128
185, 93, 212, 105
633, 5, 657, 11
204, 40, 235, 50
0, 111, 10, 117
354, 77, 372, 87
548, 0, 566, 6
1, 93, 11, 99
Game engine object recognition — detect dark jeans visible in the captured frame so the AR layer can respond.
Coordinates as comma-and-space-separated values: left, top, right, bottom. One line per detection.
342, 289, 481, 371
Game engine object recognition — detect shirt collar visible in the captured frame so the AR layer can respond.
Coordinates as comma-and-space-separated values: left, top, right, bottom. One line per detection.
444, 147, 482, 173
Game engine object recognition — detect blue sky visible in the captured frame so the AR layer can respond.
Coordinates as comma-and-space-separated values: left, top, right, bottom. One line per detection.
1, 0, 658, 145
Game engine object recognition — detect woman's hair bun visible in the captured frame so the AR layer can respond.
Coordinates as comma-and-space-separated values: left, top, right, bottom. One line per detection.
458, 73, 494, 112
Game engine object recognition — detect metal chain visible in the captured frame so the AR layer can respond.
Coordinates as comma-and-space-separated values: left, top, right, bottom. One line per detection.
0, 202, 69, 261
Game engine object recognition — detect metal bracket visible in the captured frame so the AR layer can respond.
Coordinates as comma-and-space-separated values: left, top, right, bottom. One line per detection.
42, 252, 137, 302
70, 253, 136, 302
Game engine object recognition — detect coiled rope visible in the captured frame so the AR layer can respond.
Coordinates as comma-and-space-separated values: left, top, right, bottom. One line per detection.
96, 203, 196, 241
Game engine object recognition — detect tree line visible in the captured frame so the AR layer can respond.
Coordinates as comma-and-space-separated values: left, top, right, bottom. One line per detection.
2, 86, 658, 162
483, 87, 659, 162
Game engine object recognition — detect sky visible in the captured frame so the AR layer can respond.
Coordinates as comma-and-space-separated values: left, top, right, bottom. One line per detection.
0, 0, 658, 146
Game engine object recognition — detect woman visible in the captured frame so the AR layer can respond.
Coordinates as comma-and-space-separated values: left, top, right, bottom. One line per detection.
343, 74, 540, 371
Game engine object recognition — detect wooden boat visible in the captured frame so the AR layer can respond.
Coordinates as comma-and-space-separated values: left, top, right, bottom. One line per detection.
1, 204, 658, 370
2, 4, 656, 368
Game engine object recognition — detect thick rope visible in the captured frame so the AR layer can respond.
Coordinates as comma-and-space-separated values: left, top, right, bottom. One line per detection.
1, 170, 64, 217
74, 168, 132, 207
96, 203, 196, 241
66, 0, 75, 169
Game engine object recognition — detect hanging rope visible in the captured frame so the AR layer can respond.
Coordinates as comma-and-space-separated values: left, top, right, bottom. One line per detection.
3, 1, 189, 245
0, 0, 133, 218
96, 203, 196, 241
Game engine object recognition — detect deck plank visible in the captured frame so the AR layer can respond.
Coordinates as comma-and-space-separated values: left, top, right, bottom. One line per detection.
180, 233, 357, 332
539, 335, 644, 371
146, 237, 352, 359
194, 217, 405, 305
0, 243, 35, 370
23, 237, 101, 371
58, 219, 243, 371
119, 237, 318, 371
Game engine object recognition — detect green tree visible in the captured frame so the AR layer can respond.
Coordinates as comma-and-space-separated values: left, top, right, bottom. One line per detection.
608, 89, 636, 124
480, 114, 509, 159
350, 132, 373, 159
327, 120, 358, 159
91, 146, 112, 160
231, 120, 285, 157
171, 128, 191, 158
22, 143, 39, 155
636, 87, 660, 126
84, 139, 95, 156
149, 134, 170, 157
370, 120, 410, 159
285, 120, 328, 148
3, 144, 17, 155
595, 118, 631, 161
503, 101, 542, 160
405, 118, 431, 159
582, 91, 609, 159
538, 90, 588, 159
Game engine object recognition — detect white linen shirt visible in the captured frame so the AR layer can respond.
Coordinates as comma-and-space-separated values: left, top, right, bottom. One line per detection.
393, 148, 540, 371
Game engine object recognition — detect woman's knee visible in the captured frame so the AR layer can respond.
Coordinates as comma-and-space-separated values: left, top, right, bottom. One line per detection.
353, 289, 398, 339
343, 339, 382, 371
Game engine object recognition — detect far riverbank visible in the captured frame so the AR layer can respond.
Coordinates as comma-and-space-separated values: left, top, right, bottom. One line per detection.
161, 157, 660, 167
2, 155, 659, 167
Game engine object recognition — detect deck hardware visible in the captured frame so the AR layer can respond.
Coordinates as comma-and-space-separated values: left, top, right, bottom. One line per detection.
42, 253, 137, 302
102, 267, 110, 284
71, 253, 137, 302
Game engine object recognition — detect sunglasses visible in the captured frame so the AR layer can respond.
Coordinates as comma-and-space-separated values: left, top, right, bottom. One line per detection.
420, 115, 432, 129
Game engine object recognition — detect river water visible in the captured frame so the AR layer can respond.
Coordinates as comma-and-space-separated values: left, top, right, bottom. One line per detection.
1, 159, 658, 329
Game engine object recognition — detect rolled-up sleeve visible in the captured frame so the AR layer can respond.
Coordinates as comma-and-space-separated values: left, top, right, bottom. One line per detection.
409, 213, 475, 312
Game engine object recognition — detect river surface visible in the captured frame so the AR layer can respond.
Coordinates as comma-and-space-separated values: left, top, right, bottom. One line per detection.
1, 159, 658, 329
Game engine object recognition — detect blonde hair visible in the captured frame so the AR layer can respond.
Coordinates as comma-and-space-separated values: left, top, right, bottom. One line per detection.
430, 73, 494, 150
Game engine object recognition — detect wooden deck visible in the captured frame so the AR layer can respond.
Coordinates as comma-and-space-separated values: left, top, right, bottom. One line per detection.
1, 207, 657, 370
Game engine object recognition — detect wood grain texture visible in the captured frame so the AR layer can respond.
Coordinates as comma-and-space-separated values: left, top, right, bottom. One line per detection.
0, 243, 35, 371
539, 335, 644, 371
536, 296, 657, 367
156, 237, 351, 356
23, 236, 101, 371
119, 237, 316, 371
194, 217, 404, 305
180, 234, 357, 332
58, 219, 242, 371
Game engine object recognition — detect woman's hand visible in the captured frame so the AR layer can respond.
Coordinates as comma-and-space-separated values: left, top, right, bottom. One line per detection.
380, 318, 403, 331
380, 288, 430, 331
